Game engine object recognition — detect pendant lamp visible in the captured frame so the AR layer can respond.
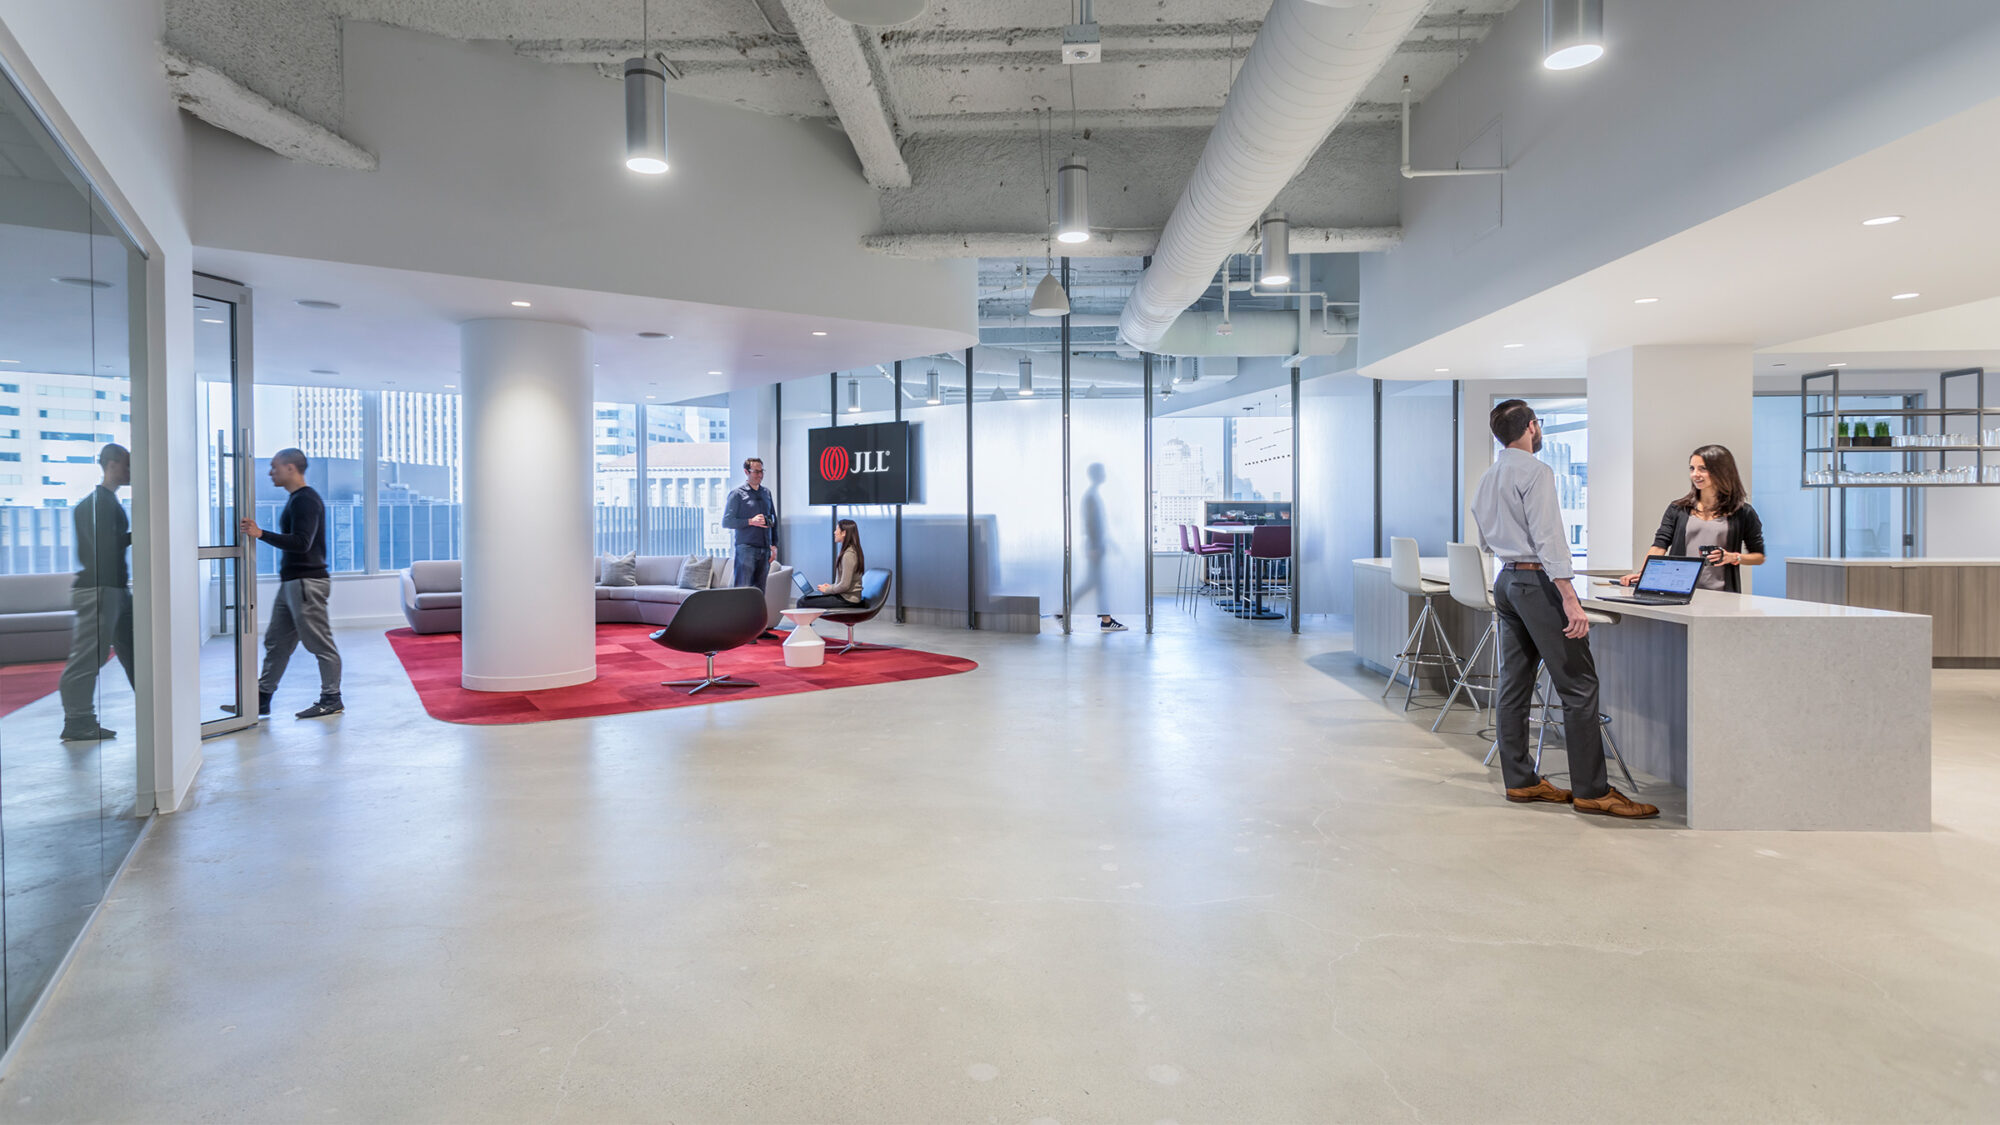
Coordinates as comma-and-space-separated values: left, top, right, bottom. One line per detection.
1259, 211, 1291, 286
1030, 271, 1071, 317
1018, 356, 1035, 396
846, 377, 860, 412
925, 368, 942, 404
1543, 0, 1605, 70
624, 2, 668, 173
1056, 160, 1090, 243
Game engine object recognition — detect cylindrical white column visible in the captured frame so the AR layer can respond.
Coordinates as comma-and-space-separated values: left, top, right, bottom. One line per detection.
460, 319, 597, 691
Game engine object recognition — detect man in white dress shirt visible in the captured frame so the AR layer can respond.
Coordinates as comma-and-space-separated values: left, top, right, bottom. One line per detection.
1470, 399, 1657, 819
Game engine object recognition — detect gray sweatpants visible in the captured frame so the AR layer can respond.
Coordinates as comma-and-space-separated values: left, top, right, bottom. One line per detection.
260, 576, 341, 699
59, 585, 134, 724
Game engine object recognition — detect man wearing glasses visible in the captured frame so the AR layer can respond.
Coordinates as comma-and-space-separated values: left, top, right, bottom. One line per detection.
722, 457, 779, 591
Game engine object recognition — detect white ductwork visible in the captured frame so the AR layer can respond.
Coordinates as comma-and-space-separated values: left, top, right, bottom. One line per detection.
1151, 309, 1351, 359
1116, 0, 1429, 350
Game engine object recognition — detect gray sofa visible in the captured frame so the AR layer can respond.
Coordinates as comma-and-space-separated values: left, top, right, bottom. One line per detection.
0, 572, 79, 664
400, 555, 794, 635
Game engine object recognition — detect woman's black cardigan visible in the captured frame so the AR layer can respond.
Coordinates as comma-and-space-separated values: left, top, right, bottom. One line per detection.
1649, 502, 1766, 593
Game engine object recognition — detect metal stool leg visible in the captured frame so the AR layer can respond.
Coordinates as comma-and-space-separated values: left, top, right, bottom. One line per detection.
1432, 615, 1495, 732
1382, 606, 1428, 698
1602, 716, 1638, 791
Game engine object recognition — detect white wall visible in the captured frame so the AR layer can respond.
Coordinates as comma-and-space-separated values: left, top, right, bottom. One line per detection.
1363, 0, 2000, 366
188, 22, 974, 340
1, 0, 203, 812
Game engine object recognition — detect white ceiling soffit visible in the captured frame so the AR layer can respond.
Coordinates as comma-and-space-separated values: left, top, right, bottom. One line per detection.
160, 0, 1517, 247
189, 248, 976, 400
1360, 93, 2000, 382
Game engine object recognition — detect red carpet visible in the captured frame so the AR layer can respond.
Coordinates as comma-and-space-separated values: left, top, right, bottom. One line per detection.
0, 660, 66, 719
384, 623, 978, 725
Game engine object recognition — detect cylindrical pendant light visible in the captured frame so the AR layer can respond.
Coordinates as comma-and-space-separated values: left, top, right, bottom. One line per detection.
1018, 356, 1034, 396
1030, 271, 1071, 317
1056, 160, 1090, 244
1543, 0, 1605, 70
846, 377, 861, 412
925, 367, 942, 405
624, 57, 669, 173
1259, 210, 1291, 286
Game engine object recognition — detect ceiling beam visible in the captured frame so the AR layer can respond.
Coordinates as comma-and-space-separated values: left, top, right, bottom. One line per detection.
776, 0, 912, 189
861, 227, 1403, 259
163, 50, 376, 171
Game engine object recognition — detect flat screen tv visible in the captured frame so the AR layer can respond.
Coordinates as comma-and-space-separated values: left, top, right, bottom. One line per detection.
807, 420, 910, 506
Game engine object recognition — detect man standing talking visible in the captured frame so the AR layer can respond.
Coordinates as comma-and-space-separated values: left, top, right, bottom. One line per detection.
722, 456, 778, 591
240, 447, 343, 719
58, 443, 135, 742
1471, 400, 1656, 819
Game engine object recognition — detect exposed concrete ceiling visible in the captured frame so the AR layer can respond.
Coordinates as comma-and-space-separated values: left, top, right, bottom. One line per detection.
163, 0, 1517, 254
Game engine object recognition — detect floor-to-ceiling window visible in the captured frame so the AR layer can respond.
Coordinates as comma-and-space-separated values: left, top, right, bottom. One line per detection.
377, 389, 462, 569
251, 384, 365, 574
0, 65, 151, 1049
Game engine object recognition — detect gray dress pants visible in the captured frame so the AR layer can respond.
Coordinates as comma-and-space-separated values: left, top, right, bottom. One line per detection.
59, 586, 134, 724
1491, 568, 1609, 800
260, 576, 341, 699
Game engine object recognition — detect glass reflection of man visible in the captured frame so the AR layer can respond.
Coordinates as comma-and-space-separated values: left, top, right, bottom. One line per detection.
59, 443, 135, 742
1067, 462, 1126, 632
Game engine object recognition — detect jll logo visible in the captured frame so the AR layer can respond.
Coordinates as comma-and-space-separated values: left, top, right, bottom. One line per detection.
819, 447, 891, 481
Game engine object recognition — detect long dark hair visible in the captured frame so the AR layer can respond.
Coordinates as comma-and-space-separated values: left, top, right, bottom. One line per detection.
836, 519, 865, 572
1672, 444, 1747, 516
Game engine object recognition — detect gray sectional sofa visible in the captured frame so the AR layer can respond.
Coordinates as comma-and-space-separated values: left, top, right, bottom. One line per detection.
0, 573, 79, 664
399, 555, 794, 635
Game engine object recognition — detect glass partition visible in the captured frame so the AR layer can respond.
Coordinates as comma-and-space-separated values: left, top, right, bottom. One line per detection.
1297, 373, 1376, 615
0, 67, 150, 1048
1379, 380, 1457, 555
971, 344, 1064, 620
251, 385, 364, 573
898, 354, 969, 620
778, 374, 832, 576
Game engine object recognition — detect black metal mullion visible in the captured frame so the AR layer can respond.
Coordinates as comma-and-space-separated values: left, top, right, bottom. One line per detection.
894, 359, 904, 624
965, 346, 975, 629
1060, 256, 1072, 635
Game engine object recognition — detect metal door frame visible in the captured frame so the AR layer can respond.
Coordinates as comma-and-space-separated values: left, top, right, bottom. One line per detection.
194, 274, 258, 737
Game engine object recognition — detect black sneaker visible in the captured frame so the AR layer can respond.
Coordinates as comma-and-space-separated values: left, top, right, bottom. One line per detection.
1100, 618, 1128, 632
60, 723, 117, 741
296, 698, 344, 720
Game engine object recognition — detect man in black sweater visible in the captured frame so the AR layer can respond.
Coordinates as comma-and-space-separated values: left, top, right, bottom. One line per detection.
240, 447, 343, 719
58, 443, 135, 742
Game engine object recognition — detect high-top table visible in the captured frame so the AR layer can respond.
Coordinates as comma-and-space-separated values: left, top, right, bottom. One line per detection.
1353, 557, 1932, 831
1203, 525, 1284, 621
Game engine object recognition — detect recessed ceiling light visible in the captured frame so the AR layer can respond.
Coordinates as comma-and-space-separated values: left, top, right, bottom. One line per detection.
510, 300, 532, 308
1861, 215, 1902, 226
444, 384, 456, 389
646, 394, 656, 399
201, 317, 224, 324
812, 331, 828, 337
1771, 363, 1788, 368
637, 331, 672, 339
384, 380, 396, 384
53, 276, 111, 289
1891, 292, 1920, 300
0, 359, 19, 364
1634, 297, 1660, 304
1503, 343, 1524, 349
707, 370, 722, 375
310, 368, 338, 375
1434, 368, 1450, 373
1828, 362, 1847, 367
296, 299, 341, 309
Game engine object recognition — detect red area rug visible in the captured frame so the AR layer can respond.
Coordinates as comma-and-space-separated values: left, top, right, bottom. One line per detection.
384, 623, 978, 725
0, 660, 66, 719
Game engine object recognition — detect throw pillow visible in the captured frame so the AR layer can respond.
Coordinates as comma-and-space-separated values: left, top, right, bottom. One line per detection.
678, 554, 713, 590
599, 549, 638, 587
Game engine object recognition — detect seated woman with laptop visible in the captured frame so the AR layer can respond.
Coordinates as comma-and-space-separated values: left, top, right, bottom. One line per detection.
1618, 443, 1766, 593
795, 519, 866, 609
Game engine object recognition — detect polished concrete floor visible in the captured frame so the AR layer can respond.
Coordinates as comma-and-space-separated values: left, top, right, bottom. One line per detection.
2, 613, 1998, 1122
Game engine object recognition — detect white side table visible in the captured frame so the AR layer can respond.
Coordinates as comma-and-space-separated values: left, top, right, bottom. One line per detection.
779, 608, 827, 668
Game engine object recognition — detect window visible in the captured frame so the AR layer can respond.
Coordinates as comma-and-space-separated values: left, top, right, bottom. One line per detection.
1152, 417, 1224, 551
40, 431, 97, 442
252, 384, 364, 574
1228, 417, 1293, 501
593, 402, 639, 554
378, 390, 462, 568
644, 405, 729, 554
0, 406, 17, 416
1521, 396, 1589, 556
0, 383, 16, 393
0, 452, 17, 462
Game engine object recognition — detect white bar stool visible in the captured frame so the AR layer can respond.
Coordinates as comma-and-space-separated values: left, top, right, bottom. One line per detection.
1480, 604, 1638, 791
1432, 541, 1498, 732
1383, 536, 1464, 710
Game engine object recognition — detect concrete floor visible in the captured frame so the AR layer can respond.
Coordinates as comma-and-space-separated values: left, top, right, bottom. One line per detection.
1, 614, 1997, 1122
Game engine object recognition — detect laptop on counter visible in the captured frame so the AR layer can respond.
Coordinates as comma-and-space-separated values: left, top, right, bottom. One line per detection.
1597, 555, 1703, 606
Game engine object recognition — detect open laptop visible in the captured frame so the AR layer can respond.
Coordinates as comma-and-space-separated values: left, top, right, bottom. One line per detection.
1597, 555, 1703, 606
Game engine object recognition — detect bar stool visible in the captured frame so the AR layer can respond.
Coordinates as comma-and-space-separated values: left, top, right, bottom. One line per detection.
1247, 524, 1290, 614
1480, 605, 1638, 791
1383, 536, 1464, 709
1432, 541, 1498, 732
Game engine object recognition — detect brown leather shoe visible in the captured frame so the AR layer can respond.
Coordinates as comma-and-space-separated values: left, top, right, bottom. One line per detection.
1573, 787, 1660, 819
1505, 777, 1572, 804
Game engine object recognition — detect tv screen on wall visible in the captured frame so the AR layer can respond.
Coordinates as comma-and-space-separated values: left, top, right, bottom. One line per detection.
807, 421, 910, 506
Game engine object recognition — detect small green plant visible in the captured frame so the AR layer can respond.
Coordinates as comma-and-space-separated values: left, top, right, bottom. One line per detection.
1874, 421, 1892, 445
1837, 420, 1851, 446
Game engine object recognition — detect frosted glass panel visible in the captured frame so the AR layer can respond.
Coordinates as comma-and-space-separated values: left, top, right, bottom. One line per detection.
972, 347, 1063, 616
1071, 394, 1146, 620
1751, 393, 1816, 598
778, 374, 831, 570
1380, 380, 1456, 555
1297, 374, 1375, 615
899, 355, 969, 616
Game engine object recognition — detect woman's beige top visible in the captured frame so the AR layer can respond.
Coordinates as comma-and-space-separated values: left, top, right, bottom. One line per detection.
829, 547, 863, 603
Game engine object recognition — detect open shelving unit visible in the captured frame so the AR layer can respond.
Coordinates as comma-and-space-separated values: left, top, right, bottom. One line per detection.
1800, 366, 2000, 488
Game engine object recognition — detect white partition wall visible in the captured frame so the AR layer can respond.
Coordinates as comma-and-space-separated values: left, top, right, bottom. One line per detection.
460, 319, 596, 691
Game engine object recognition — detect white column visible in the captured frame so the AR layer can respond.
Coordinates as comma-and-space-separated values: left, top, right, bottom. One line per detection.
460, 319, 596, 691
1586, 345, 1754, 577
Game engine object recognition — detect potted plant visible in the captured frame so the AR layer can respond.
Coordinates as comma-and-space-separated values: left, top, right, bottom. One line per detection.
1837, 420, 1851, 448
1873, 421, 1892, 447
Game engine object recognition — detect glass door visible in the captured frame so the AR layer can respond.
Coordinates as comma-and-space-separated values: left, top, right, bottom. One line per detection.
194, 275, 258, 735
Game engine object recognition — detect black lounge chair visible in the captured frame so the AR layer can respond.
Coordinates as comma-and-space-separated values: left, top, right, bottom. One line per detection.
816, 568, 893, 655
650, 586, 770, 694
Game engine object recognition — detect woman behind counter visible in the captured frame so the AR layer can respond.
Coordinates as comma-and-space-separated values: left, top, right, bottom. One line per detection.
1620, 444, 1766, 592
797, 519, 866, 609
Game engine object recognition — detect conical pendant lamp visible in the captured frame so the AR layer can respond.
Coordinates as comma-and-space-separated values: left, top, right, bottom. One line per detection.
1029, 271, 1071, 317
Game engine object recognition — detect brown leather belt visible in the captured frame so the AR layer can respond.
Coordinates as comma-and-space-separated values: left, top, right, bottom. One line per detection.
1503, 562, 1544, 571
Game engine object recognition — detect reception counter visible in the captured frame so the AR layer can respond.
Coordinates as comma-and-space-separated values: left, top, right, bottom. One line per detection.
1354, 558, 1932, 831
1787, 557, 2000, 666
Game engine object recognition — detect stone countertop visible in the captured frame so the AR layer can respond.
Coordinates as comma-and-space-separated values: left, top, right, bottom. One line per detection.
1355, 557, 1927, 621
1787, 557, 2000, 567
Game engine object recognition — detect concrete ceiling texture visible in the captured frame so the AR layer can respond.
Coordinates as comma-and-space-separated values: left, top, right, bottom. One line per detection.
162, 0, 1518, 257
